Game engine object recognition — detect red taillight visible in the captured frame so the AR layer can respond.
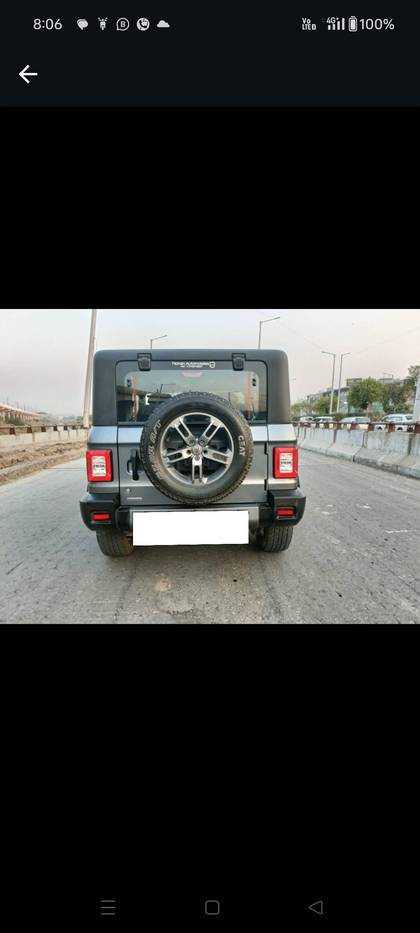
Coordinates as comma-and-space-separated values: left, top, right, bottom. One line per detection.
273, 446, 298, 479
276, 508, 295, 516
91, 512, 111, 521
86, 449, 113, 482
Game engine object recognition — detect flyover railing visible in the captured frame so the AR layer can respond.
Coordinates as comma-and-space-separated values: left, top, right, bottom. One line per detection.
293, 420, 420, 434
0, 424, 82, 435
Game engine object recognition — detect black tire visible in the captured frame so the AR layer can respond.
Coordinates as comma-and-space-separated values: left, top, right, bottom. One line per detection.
96, 529, 134, 557
255, 525, 293, 553
140, 392, 254, 505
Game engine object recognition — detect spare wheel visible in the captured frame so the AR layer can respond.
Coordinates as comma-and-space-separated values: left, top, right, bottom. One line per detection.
139, 392, 254, 505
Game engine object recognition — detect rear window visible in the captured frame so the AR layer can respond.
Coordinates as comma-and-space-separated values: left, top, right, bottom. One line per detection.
116, 361, 267, 424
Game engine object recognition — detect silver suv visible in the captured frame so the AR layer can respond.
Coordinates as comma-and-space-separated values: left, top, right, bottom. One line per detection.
375, 413, 413, 430
80, 349, 306, 555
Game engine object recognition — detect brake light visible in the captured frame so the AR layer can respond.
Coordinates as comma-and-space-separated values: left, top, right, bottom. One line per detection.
91, 513, 111, 521
273, 447, 298, 479
276, 508, 295, 516
86, 449, 113, 482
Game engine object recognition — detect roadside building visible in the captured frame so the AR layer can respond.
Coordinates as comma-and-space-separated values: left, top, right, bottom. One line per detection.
306, 377, 365, 414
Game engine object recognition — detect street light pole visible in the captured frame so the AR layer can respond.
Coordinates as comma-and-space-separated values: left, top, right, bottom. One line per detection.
336, 352, 350, 413
258, 315, 281, 348
322, 351, 337, 415
413, 370, 420, 422
82, 309, 97, 429
150, 334, 168, 349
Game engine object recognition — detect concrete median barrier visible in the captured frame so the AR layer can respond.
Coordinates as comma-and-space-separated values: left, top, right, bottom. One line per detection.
0, 426, 88, 450
394, 433, 420, 480
295, 423, 420, 479
299, 427, 336, 454
0, 433, 34, 450
354, 431, 411, 473
326, 428, 366, 462
32, 430, 52, 445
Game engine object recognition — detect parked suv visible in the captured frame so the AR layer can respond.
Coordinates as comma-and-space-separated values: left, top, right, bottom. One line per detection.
80, 349, 306, 555
375, 413, 413, 430
340, 416, 371, 424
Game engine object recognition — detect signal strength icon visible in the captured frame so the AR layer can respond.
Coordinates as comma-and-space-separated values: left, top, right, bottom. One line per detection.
327, 17, 346, 30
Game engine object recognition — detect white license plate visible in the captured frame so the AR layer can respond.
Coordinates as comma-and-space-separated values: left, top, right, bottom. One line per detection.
132, 510, 249, 546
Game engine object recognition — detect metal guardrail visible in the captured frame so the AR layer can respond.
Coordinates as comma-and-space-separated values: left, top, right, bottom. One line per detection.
293, 420, 420, 434
0, 424, 83, 436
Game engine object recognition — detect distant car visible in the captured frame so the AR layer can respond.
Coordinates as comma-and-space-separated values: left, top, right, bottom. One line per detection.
340, 416, 371, 424
313, 415, 333, 422
298, 415, 314, 423
375, 413, 413, 431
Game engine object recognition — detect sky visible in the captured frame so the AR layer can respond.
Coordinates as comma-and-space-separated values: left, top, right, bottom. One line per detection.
0, 309, 419, 415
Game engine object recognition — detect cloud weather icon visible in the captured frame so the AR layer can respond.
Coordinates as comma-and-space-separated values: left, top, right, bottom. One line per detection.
157, 20, 170, 28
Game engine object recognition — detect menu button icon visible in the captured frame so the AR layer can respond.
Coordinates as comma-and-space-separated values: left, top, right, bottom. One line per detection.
100, 899, 117, 918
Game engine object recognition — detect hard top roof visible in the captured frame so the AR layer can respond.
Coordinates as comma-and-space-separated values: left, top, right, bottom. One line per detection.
92, 349, 291, 425
94, 348, 288, 362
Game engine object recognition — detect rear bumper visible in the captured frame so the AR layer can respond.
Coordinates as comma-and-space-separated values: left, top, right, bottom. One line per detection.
80, 488, 306, 533
80, 492, 120, 530
266, 488, 306, 526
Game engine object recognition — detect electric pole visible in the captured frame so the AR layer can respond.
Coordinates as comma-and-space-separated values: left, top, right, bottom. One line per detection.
82, 309, 97, 428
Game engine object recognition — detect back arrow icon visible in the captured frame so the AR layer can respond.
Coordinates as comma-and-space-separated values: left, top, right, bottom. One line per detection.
19, 65, 38, 84
308, 900, 324, 915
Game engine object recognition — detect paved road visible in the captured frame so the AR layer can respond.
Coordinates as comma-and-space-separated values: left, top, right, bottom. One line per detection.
1, 452, 419, 623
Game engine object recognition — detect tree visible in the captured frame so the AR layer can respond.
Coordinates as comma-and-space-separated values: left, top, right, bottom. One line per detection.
380, 382, 409, 414
312, 397, 332, 415
405, 364, 420, 396
347, 378, 382, 413
291, 400, 309, 417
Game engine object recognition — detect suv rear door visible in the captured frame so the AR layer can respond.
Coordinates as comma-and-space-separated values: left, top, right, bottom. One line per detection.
115, 358, 269, 507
